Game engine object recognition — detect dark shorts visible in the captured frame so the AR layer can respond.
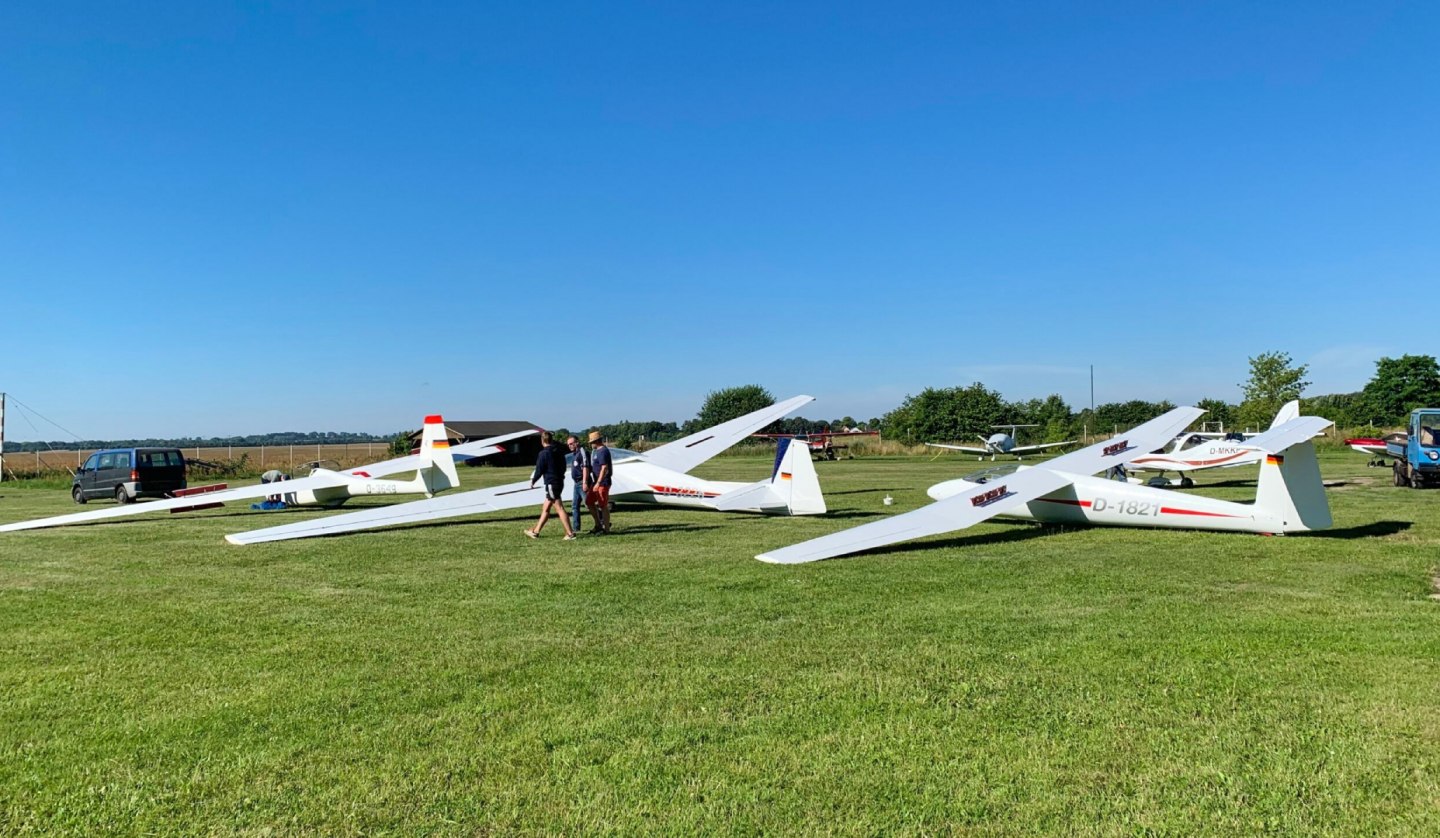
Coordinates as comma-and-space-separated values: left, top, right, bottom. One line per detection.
543, 483, 564, 502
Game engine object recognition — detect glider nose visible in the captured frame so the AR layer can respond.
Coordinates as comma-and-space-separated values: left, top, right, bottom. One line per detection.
927, 478, 978, 501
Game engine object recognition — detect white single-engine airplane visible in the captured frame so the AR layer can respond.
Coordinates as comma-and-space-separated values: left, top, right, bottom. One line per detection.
223, 395, 826, 545
756, 406, 1333, 564
1118, 400, 1300, 487
925, 424, 1074, 461
0, 417, 536, 533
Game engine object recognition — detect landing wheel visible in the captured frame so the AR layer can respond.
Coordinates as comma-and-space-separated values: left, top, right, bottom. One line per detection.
1180, 477, 1195, 489
72, 485, 87, 505
115, 485, 133, 505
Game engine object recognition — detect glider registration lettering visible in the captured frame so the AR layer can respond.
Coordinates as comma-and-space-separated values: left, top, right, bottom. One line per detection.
1090, 497, 1158, 516
1103, 440, 1133, 457
649, 485, 721, 499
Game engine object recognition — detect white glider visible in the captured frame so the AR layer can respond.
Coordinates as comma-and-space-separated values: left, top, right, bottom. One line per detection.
0, 416, 535, 533
757, 407, 1334, 564
224, 395, 824, 545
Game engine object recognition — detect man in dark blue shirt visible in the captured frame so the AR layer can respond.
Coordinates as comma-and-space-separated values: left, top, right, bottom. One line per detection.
585, 431, 614, 534
526, 431, 575, 540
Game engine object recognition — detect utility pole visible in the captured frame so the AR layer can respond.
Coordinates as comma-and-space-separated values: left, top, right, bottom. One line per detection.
1089, 365, 1094, 414
0, 392, 6, 481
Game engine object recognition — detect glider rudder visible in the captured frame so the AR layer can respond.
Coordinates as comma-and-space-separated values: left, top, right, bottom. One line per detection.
419, 415, 461, 496
773, 438, 826, 515
1254, 440, 1331, 532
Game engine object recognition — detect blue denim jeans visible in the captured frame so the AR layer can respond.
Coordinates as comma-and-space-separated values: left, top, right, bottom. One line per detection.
571, 479, 587, 533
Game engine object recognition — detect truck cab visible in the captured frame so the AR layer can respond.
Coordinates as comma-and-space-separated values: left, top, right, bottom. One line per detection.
1388, 409, 1440, 488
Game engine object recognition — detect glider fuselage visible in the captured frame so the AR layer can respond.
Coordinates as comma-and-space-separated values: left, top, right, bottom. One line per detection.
928, 470, 1288, 533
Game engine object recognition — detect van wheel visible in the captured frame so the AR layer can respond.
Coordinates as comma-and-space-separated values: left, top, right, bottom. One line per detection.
73, 486, 87, 505
115, 485, 133, 505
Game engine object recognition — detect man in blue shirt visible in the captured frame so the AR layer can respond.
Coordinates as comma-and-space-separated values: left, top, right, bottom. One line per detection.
526, 431, 576, 540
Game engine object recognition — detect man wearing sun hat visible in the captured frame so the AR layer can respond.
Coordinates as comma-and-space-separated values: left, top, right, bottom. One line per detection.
585, 430, 613, 534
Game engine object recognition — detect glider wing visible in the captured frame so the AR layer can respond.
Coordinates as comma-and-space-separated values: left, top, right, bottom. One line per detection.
640, 395, 814, 475
756, 467, 1074, 564
224, 480, 543, 545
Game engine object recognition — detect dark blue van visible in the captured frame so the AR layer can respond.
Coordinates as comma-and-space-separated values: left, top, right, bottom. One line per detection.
72, 448, 187, 504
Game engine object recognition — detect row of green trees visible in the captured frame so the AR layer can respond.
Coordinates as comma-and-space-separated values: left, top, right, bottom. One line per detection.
674, 353, 1440, 446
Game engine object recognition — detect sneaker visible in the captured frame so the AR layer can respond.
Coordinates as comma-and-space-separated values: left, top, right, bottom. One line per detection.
524, 529, 538, 539
563, 534, 576, 541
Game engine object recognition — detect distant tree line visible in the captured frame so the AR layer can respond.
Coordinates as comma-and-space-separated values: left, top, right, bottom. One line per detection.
671, 356, 1440, 448
1302, 354, 1440, 429
2, 430, 391, 454
10, 355, 1437, 455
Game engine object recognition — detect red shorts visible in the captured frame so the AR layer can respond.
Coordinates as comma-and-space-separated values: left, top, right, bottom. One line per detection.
586, 485, 610, 507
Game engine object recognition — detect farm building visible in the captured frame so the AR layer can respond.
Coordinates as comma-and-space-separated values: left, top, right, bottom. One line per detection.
407, 420, 545, 468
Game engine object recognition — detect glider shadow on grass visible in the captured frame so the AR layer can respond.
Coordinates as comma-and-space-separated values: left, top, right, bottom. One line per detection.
819, 520, 1057, 561
1307, 520, 1411, 539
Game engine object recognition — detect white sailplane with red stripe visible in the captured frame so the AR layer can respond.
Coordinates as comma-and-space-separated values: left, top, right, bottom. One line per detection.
0, 416, 534, 533
1118, 400, 1301, 487
757, 407, 1334, 564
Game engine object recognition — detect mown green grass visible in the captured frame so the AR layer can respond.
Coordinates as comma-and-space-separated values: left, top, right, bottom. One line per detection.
1, 452, 1437, 835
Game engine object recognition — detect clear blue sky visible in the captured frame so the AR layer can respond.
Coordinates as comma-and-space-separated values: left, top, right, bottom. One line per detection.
3, 2, 1436, 440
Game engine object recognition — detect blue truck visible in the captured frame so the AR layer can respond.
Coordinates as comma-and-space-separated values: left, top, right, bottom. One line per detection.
1387, 408, 1440, 488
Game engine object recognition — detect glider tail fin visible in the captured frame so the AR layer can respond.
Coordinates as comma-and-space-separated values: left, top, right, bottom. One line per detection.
1254, 440, 1331, 532
1269, 399, 1301, 429
771, 438, 827, 515
710, 438, 828, 515
418, 415, 461, 496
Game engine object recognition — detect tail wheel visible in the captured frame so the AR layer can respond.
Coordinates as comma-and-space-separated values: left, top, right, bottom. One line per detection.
115, 485, 133, 505
72, 485, 87, 505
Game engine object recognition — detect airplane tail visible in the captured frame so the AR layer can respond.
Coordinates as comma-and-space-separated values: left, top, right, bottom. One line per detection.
418, 415, 460, 496
711, 438, 828, 515
1249, 416, 1333, 532
1269, 399, 1301, 429
769, 438, 827, 515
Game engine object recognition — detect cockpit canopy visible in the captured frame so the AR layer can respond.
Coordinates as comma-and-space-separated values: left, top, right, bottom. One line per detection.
566, 447, 644, 468
960, 463, 1023, 484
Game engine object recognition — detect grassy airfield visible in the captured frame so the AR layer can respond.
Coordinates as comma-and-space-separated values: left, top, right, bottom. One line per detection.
1, 451, 1438, 835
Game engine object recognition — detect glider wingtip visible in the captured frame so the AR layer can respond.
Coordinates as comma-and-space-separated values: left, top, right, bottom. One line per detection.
755, 550, 818, 564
